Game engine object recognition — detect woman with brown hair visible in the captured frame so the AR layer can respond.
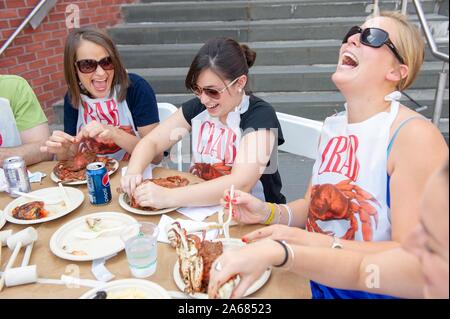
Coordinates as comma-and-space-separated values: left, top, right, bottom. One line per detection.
208, 11, 448, 299
42, 28, 160, 161
121, 37, 286, 208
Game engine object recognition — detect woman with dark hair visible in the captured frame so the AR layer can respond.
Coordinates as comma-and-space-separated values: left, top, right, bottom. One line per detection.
42, 28, 160, 161
121, 37, 285, 208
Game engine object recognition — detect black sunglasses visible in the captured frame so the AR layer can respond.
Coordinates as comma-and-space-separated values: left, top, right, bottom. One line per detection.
191, 77, 240, 100
75, 57, 114, 74
342, 26, 405, 65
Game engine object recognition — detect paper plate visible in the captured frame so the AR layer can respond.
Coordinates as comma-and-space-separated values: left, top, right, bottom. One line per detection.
118, 193, 179, 216
0, 210, 5, 230
3, 187, 84, 225
79, 279, 171, 299
173, 238, 271, 298
50, 159, 119, 185
50, 211, 138, 261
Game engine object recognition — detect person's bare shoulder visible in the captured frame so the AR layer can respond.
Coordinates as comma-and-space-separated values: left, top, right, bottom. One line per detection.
388, 105, 447, 171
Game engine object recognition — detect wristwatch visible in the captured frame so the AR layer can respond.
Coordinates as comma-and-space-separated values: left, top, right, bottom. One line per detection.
331, 236, 343, 249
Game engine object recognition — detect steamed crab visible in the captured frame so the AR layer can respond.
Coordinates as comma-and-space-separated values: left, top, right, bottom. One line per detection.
127, 176, 189, 211
167, 222, 238, 297
53, 142, 114, 182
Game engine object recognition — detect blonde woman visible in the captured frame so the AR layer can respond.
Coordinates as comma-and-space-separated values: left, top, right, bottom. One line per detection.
208, 12, 448, 299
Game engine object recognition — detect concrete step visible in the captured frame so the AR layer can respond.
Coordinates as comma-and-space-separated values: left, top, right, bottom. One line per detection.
118, 40, 449, 68
108, 15, 448, 45
127, 62, 448, 93
154, 89, 449, 120
51, 89, 449, 123
123, 0, 437, 23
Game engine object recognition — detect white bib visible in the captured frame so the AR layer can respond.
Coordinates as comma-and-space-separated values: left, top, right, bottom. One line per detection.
308, 92, 401, 242
190, 95, 265, 201
77, 90, 139, 161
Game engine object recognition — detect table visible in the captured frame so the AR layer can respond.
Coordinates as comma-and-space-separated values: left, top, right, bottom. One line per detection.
0, 161, 311, 299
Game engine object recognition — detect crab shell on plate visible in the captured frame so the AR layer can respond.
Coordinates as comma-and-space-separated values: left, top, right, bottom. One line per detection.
168, 222, 243, 298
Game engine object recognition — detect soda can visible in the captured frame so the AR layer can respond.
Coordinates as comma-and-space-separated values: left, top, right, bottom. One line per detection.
86, 162, 112, 205
2, 156, 31, 197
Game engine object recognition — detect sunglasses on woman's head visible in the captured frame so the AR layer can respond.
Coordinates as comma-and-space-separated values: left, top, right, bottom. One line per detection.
342, 26, 405, 65
75, 56, 114, 74
191, 77, 240, 100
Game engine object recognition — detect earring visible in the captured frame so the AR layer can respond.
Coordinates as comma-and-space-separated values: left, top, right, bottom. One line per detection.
238, 88, 242, 93
79, 82, 86, 91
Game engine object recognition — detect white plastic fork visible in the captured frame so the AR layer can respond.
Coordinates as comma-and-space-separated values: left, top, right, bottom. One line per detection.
12, 190, 63, 205
75, 225, 129, 240
58, 183, 71, 207
218, 185, 234, 238
75, 223, 140, 240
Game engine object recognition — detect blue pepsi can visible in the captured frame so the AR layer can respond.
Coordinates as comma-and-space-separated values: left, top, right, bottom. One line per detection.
86, 162, 112, 205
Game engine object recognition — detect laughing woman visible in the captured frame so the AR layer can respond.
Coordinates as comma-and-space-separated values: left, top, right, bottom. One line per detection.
121, 37, 285, 209
42, 28, 160, 161
208, 11, 448, 299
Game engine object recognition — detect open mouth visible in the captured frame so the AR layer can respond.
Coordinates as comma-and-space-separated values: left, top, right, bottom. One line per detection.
206, 103, 219, 111
341, 52, 359, 68
92, 79, 108, 91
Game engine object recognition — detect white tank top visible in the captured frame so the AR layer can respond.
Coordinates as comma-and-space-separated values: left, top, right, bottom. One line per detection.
307, 92, 402, 242
76, 90, 139, 161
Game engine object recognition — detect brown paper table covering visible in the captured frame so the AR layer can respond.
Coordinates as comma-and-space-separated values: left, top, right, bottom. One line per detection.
0, 161, 310, 299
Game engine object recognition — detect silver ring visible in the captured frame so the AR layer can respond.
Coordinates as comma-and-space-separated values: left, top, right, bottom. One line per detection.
214, 261, 222, 272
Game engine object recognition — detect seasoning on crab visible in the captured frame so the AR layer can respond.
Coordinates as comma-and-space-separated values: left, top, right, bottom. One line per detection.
12, 201, 49, 220
128, 176, 189, 211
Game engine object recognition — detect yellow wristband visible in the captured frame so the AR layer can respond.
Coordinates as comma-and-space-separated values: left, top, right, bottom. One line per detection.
264, 203, 276, 225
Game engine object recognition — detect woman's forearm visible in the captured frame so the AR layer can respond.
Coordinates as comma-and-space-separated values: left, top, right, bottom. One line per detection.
294, 229, 400, 253
127, 137, 159, 174
111, 126, 141, 154
168, 173, 256, 207
289, 245, 423, 298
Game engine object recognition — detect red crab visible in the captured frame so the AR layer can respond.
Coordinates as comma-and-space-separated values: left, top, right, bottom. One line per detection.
307, 179, 380, 241
128, 176, 190, 211
189, 162, 231, 181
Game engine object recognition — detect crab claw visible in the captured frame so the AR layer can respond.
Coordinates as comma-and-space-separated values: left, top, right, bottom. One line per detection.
217, 275, 240, 299
167, 221, 183, 249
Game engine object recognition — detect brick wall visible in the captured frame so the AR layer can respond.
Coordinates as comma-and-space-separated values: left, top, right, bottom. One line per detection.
0, 0, 137, 124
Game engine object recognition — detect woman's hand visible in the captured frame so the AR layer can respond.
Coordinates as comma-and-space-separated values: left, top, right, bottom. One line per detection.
220, 189, 268, 225
132, 180, 174, 209
208, 239, 282, 299
77, 120, 115, 143
121, 174, 143, 198
40, 130, 79, 156
241, 224, 306, 245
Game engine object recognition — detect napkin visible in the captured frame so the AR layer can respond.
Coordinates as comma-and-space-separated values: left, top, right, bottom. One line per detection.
121, 164, 154, 179
91, 254, 116, 282
177, 205, 222, 222
0, 168, 47, 192
157, 215, 219, 244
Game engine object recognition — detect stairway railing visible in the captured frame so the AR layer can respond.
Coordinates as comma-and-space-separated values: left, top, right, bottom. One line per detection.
0, 0, 55, 57
401, 0, 449, 125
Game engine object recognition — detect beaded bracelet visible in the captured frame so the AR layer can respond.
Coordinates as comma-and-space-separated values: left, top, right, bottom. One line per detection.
263, 203, 276, 225
281, 204, 293, 227
274, 203, 282, 224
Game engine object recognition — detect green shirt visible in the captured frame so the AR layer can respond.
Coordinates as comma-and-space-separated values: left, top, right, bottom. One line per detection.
0, 75, 47, 132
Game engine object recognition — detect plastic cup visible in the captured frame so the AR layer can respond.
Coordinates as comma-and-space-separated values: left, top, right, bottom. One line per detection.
122, 222, 159, 278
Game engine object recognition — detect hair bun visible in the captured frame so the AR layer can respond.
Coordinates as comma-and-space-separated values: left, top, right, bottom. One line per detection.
240, 44, 256, 68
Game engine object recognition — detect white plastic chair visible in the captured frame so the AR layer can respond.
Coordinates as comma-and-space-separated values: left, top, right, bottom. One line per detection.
276, 112, 323, 159
158, 102, 183, 171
